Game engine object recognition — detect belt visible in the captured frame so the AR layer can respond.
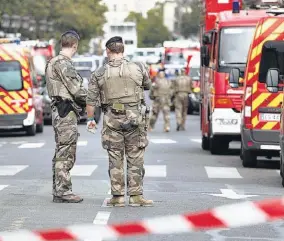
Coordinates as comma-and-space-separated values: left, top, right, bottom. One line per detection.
108, 103, 140, 114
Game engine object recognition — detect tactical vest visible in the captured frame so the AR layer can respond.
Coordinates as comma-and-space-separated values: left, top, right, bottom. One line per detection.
154, 78, 172, 97
99, 61, 143, 105
175, 76, 192, 93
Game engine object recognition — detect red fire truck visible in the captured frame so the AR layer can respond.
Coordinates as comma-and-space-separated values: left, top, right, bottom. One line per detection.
200, 0, 271, 154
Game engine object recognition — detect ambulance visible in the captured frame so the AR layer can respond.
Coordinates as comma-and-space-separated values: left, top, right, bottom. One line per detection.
0, 38, 44, 136
229, 6, 284, 167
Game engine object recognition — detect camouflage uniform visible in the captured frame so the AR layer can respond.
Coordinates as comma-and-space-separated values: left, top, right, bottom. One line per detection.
45, 52, 87, 203
87, 58, 153, 207
173, 73, 192, 131
149, 77, 172, 132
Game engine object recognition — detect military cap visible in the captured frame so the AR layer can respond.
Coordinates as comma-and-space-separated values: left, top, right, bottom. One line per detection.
105, 36, 123, 47
61, 30, 80, 40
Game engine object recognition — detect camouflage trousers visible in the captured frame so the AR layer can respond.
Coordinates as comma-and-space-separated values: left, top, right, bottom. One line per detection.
101, 109, 149, 196
52, 107, 79, 197
149, 97, 170, 129
174, 92, 189, 127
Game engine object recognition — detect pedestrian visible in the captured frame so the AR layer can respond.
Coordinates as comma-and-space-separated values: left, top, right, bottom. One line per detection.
172, 68, 193, 131
86, 36, 153, 207
45, 30, 87, 203
148, 69, 172, 132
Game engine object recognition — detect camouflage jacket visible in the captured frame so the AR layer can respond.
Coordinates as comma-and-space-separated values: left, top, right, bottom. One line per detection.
45, 52, 87, 114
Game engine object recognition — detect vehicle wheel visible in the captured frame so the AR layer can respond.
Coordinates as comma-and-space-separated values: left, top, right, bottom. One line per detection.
241, 146, 257, 168
36, 123, 44, 133
210, 136, 229, 155
187, 99, 194, 115
26, 123, 36, 136
240, 142, 243, 160
208, 120, 228, 155
94, 107, 102, 124
201, 135, 209, 150
280, 154, 283, 178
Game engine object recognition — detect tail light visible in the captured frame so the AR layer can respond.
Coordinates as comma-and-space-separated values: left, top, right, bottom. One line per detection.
215, 97, 233, 108
244, 87, 252, 129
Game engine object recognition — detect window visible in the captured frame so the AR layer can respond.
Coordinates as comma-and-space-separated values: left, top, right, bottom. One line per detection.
113, 4, 117, 11
219, 27, 255, 66
77, 69, 92, 79
147, 51, 155, 56
33, 55, 47, 76
135, 51, 144, 56
73, 61, 92, 68
164, 53, 185, 65
124, 4, 127, 11
189, 67, 200, 79
0, 61, 23, 91
125, 40, 134, 45
258, 40, 284, 83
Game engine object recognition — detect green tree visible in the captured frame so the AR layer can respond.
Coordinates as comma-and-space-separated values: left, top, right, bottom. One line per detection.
125, 4, 171, 47
0, 0, 107, 53
180, 0, 201, 38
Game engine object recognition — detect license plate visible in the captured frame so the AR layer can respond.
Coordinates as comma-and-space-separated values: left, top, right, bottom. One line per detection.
259, 113, 280, 122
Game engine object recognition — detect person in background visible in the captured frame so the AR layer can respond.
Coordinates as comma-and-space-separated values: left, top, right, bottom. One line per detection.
148, 68, 172, 132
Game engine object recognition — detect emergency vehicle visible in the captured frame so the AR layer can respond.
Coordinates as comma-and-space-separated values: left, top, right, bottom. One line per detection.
0, 38, 44, 136
200, 0, 272, 154
229, 5, 284, 168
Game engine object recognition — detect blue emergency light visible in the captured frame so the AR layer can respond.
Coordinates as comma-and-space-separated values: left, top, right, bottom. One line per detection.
0, 38, 20, 45
232, 0, 240, 13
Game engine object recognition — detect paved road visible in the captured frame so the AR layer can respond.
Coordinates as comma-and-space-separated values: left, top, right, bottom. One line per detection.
0, 110, 283, 241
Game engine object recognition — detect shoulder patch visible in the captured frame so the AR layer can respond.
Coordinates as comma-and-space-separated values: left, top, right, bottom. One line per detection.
95, 66, 106, 78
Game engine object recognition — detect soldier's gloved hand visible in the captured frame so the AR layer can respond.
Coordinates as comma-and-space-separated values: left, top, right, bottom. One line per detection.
86, 118, 97, 134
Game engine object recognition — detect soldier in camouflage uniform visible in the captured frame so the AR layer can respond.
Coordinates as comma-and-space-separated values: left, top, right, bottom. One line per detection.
86, 36, 153, 207
45, 30, 87, 203
148, 69, 172, 132
173, 68, 192, 131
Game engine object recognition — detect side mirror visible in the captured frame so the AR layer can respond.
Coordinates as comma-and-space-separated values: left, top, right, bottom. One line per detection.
202, 33, 211, 45
201, 46, 209, 67
229, 68, 240, 88
266, 68, 280, 93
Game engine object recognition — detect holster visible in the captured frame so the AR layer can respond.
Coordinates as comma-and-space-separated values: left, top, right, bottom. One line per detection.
54, 97, 74, 118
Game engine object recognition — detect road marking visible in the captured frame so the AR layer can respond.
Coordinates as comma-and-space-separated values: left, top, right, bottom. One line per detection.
70, 165, 98, 176
205, 166, 242, 179
205, 189, 258, 199
0, 165, 28, 176
11, 141, 27, 145
276, 170, 280, 174
93, 211, 111, 225
144, 165, 167, 177
107, 189, 111, 195
18, 143, 45, 148
0, 185, 8, 191
149, 139, 177, 144
190, 138, 201, 143
77, 141, 88, 146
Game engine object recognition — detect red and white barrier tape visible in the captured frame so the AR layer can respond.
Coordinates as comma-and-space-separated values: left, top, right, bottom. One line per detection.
1, 197, 284, 241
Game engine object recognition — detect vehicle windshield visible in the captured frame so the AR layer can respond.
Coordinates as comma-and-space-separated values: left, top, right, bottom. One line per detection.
0, 61, 22, 91
33, 55, 47, 76
189, 67, 200, 78
165, 53, 185, 65
258, 40, 284, 83
73, 61, 92, 68
77, 69, 92, 79
219, 27, 255, 66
